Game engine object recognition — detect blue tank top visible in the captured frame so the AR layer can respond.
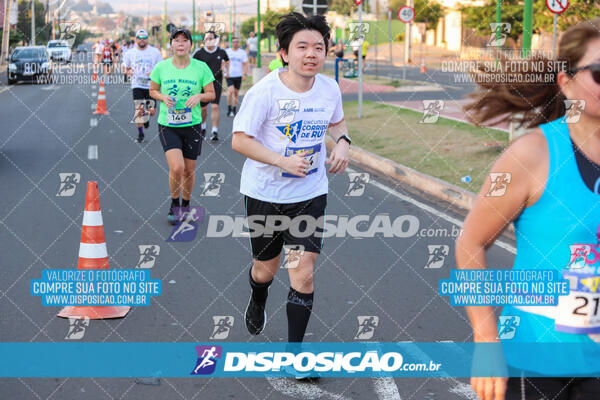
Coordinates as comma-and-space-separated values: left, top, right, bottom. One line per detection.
501, 117, 600, 375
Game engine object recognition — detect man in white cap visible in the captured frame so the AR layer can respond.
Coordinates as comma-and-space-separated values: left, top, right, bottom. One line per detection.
122, 29, 163, 143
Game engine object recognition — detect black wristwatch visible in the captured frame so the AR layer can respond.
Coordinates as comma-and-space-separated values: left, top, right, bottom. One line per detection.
337, 134, 352, 146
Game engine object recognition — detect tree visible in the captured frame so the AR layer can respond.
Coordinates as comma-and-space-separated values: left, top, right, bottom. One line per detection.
388, 0, 442, 30
329, 0, 370, 16
462, 0, 599, 45
17, 0, 50, 45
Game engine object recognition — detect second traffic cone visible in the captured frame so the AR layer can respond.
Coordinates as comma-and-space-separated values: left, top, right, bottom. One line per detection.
58, 181, 130, 319
93, 80, 109, 115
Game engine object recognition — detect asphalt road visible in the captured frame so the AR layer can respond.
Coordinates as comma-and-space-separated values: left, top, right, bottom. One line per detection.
0, 54, 514, 399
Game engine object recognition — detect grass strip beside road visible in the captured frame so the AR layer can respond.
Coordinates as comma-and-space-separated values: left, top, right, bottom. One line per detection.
342, 101, 509, 192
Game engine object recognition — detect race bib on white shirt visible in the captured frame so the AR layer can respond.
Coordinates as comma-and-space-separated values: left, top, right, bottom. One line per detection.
281, 143, 321, 178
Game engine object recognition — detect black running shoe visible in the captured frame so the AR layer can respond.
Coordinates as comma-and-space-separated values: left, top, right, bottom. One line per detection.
245, 295, 267, 335
211, 131, 219, 142
167, 206, 177, 225
136, 133, 144, 143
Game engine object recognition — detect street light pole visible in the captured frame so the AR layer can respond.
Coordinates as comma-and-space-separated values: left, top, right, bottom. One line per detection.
256, 0, 261, 68
1, 0, 13, 63
31, 0, 36, 45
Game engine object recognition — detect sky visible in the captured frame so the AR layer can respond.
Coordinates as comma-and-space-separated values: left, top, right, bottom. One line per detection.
105, 0, 260, 17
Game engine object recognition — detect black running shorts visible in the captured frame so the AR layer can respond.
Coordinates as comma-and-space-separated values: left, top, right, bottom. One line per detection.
244, 194, 327, 261
158, 124, 203, 160
132, 88, 151, 101
201, 76, 223, 107
226, 77, 242, 90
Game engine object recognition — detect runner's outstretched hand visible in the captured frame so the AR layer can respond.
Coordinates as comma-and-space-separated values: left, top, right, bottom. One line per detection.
327, 141, 349, 174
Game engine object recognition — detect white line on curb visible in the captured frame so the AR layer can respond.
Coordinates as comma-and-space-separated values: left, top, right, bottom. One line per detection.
352, 167, 516, 254
87, 145, 98, 160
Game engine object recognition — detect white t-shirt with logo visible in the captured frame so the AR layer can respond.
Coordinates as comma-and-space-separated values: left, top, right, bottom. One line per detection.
233, 69, 344, 203
122, 45, 163, 89
247, 37, 258, 52
225, 48, 248, 78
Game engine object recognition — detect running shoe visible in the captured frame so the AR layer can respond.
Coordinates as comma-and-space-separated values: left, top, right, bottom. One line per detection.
227, 110, 234, 117
245, 294, 267, 335
136, 133, 144, 143
201, 128, 206, 139
211, 131, 219, 142
167, 206, 178, 225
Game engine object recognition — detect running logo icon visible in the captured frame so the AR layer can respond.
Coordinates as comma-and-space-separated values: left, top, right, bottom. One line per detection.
277, 121, 302, 143
563, 100, 585, 124
425, 245, 449, 269
355, 316, 379, 340
167, 207, 205, 242
201, 173, 225, 196
137, 245, 160, 268
56, 173, 81, 197
65, 316, 90, 340
486, 23, 511, 47
210, 316, 234, 339
191, 345, 222, 375
131, 100, 155, 124
486, 172, 512, 197
347, 22, 370, 42
345, 173, 370, 197
497, 316, 520, 340
203, 22, 226, 35
276, 99, 300, 124
58, 22, 81, 47
420, 100, 444, 124
281, 245, 304, 269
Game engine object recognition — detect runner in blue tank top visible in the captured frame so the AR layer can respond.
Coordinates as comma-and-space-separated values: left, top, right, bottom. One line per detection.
458, 18, 600, 400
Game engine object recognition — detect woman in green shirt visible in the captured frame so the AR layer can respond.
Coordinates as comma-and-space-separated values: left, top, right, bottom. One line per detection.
150, 28, 216, 224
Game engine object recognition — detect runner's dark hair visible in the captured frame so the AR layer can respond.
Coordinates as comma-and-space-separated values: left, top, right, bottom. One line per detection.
464, 17, 600, 129
205, 30, 218, 39
275, 12, 331, 67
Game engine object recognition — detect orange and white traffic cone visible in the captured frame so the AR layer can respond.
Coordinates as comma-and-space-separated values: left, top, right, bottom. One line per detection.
57, 181, 130, 319
420, 63, 427, 74
93, 80, 109, 115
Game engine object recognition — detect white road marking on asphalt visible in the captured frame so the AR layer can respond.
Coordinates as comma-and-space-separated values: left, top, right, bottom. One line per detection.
90, 118, 97, 127
0, 86, 9, 95
266, 377, 352, 400
373, 377, 402, 400
92, 92, 97, 97
40, 85, 57, 90
91, 103, 96, 110
87, 145, 98, 159
352, 167, 516, 254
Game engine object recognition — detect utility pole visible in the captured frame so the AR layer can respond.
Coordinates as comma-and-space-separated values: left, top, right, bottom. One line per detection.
162, 0, 167, 51
256, 0, 261, 68
192, 0, 196, 47
2, 0, 13, 62
522, 0, 532, 57
31, 0, 36, 45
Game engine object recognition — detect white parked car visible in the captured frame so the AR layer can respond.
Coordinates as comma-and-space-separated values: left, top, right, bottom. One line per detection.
47, 40, 72, 63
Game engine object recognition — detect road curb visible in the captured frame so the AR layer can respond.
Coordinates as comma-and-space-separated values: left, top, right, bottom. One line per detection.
325, 136, 475, 211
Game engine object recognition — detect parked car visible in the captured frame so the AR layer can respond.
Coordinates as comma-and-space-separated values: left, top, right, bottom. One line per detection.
7, 46, 53, 85
75, 44, 88, 54
47, 40, 72, 62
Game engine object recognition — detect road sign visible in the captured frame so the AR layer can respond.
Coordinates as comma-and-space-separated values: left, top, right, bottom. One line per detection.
398, 6, 415, 24
545, 0, 569, 14
301, 0, 328, 16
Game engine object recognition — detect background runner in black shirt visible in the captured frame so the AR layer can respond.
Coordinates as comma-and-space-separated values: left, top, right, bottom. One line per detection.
193, 31, 229, 141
